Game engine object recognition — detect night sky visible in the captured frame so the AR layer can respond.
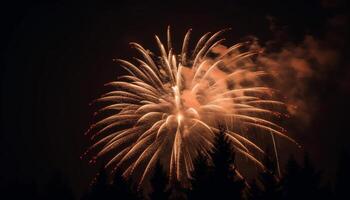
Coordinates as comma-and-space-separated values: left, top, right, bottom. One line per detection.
2, 0, 350, 198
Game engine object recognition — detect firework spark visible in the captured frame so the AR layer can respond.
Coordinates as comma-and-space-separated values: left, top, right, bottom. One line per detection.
85, 27, 298, 186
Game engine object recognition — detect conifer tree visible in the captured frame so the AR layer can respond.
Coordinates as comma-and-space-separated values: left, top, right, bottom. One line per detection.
189, 128, 245, 200
149, 161, 170, 200
249, 150, 281, 200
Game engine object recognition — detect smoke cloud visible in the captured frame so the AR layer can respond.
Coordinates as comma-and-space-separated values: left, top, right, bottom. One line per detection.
246, 14, 346, 130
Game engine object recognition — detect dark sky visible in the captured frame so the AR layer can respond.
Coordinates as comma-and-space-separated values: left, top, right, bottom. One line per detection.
1, 0, 350, 198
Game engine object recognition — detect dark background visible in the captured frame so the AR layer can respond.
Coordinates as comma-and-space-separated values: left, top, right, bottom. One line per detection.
1, 0, 349, 198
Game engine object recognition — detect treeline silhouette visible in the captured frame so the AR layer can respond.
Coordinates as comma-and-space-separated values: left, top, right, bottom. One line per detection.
81, 130, 348, 200
3, 131, 349, 200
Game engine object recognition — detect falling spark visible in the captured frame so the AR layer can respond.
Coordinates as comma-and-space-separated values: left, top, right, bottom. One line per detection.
85, 27, 298, 187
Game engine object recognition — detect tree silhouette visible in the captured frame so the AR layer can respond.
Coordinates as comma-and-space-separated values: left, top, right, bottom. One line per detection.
82, 168, 140, 200
248, 151, 281, 200
280, 154, 332, 200
168, 180, 188, 200
300, 154, 323, 199
189, 128, 245, 200
279, 155, 301, 200
110, 169, 140, 200
79, 149, 337, 200
187, 153, 212, 200
211, 129, 245, 199
149, 161, 170, 200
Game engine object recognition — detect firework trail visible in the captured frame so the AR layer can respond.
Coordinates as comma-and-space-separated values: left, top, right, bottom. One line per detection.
84, 27, 298, 186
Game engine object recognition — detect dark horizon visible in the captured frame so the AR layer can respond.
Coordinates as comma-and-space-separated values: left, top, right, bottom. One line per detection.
2, 0, 350, 198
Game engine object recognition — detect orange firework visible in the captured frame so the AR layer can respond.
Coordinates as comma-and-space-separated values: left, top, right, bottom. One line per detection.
85, 27, 298, 187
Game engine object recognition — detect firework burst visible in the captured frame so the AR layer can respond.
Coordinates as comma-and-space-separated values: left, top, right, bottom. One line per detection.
85, 27, 298, 187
